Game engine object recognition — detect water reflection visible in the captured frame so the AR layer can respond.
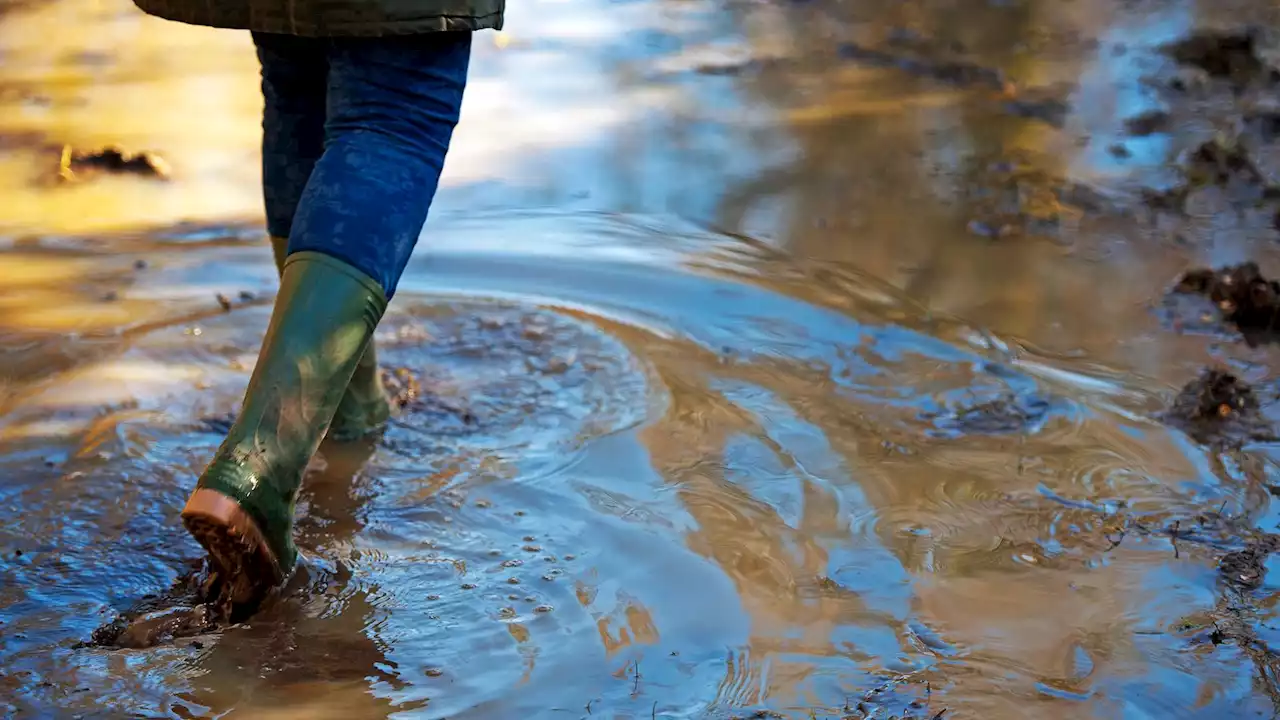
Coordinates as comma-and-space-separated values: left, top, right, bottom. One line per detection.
5, 0, 1280, 717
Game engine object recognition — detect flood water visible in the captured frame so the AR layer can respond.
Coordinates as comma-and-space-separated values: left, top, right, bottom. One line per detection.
7, 0, 1280, 717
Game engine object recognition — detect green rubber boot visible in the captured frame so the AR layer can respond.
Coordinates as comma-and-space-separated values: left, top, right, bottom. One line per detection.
182, 251, 387, 609
270, 236, 391, 441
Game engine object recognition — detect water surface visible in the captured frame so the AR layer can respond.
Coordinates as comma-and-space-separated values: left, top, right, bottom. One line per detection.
4, 0, 1280, 717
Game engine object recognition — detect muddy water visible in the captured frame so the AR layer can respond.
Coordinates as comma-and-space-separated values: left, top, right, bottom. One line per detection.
8, 0, 1280, 717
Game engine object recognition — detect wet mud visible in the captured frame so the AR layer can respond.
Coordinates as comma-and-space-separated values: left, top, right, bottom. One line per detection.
1171, 262, 1280, 344
54, 145, 171, 183
129, 304, 649, 657
1163, 368, 1274, 446
81, 558, 230, 649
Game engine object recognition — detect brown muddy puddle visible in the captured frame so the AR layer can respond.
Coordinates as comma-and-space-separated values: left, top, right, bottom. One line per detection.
12, 0, 1280, 718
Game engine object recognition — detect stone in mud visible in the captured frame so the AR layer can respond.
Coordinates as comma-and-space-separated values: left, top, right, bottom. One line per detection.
1173, 262, 1280, 339
59, 145, 170, 182
1163, 368, 1273, 446
1164, 29, 1274, 90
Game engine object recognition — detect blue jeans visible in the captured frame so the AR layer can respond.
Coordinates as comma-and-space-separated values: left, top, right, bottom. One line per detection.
255, 31, 472, 298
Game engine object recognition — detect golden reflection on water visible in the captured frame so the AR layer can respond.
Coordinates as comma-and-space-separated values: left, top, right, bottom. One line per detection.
0, 1, 262, 233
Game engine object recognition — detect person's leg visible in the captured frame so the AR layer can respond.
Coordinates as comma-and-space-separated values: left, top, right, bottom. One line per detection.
257, 32, 327, 261
256, 32, 390, 441
290, 32, 472, 295
182, 31, 472, 611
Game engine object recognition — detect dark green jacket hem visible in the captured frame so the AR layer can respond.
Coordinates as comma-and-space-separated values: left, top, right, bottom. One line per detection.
132, 2, 503, 36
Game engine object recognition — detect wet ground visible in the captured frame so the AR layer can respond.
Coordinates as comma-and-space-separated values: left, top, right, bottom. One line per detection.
11, 0, 1280, 717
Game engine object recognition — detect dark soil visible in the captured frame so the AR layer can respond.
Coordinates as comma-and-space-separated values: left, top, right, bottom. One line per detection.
1173, 263, 1280, 343
59, 145, 170, 182
1162, 368, 1273, 446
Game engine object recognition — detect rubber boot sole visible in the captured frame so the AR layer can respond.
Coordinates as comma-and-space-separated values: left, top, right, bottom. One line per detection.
181, 488, 285, 611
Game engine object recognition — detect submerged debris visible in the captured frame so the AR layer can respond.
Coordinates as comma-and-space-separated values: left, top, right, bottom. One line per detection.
961, 154, 1116, 240
1163, 368, 1272, 446
57, 144, 170, 182
1219, 537, 1280, 589
1173, 262, 1280, 339
383, 365, 478, 428
922, 390, 1052, 437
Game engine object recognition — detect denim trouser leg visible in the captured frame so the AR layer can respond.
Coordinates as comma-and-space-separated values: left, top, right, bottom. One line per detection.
253, 32, 472, 298
256, 34, 328, 244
